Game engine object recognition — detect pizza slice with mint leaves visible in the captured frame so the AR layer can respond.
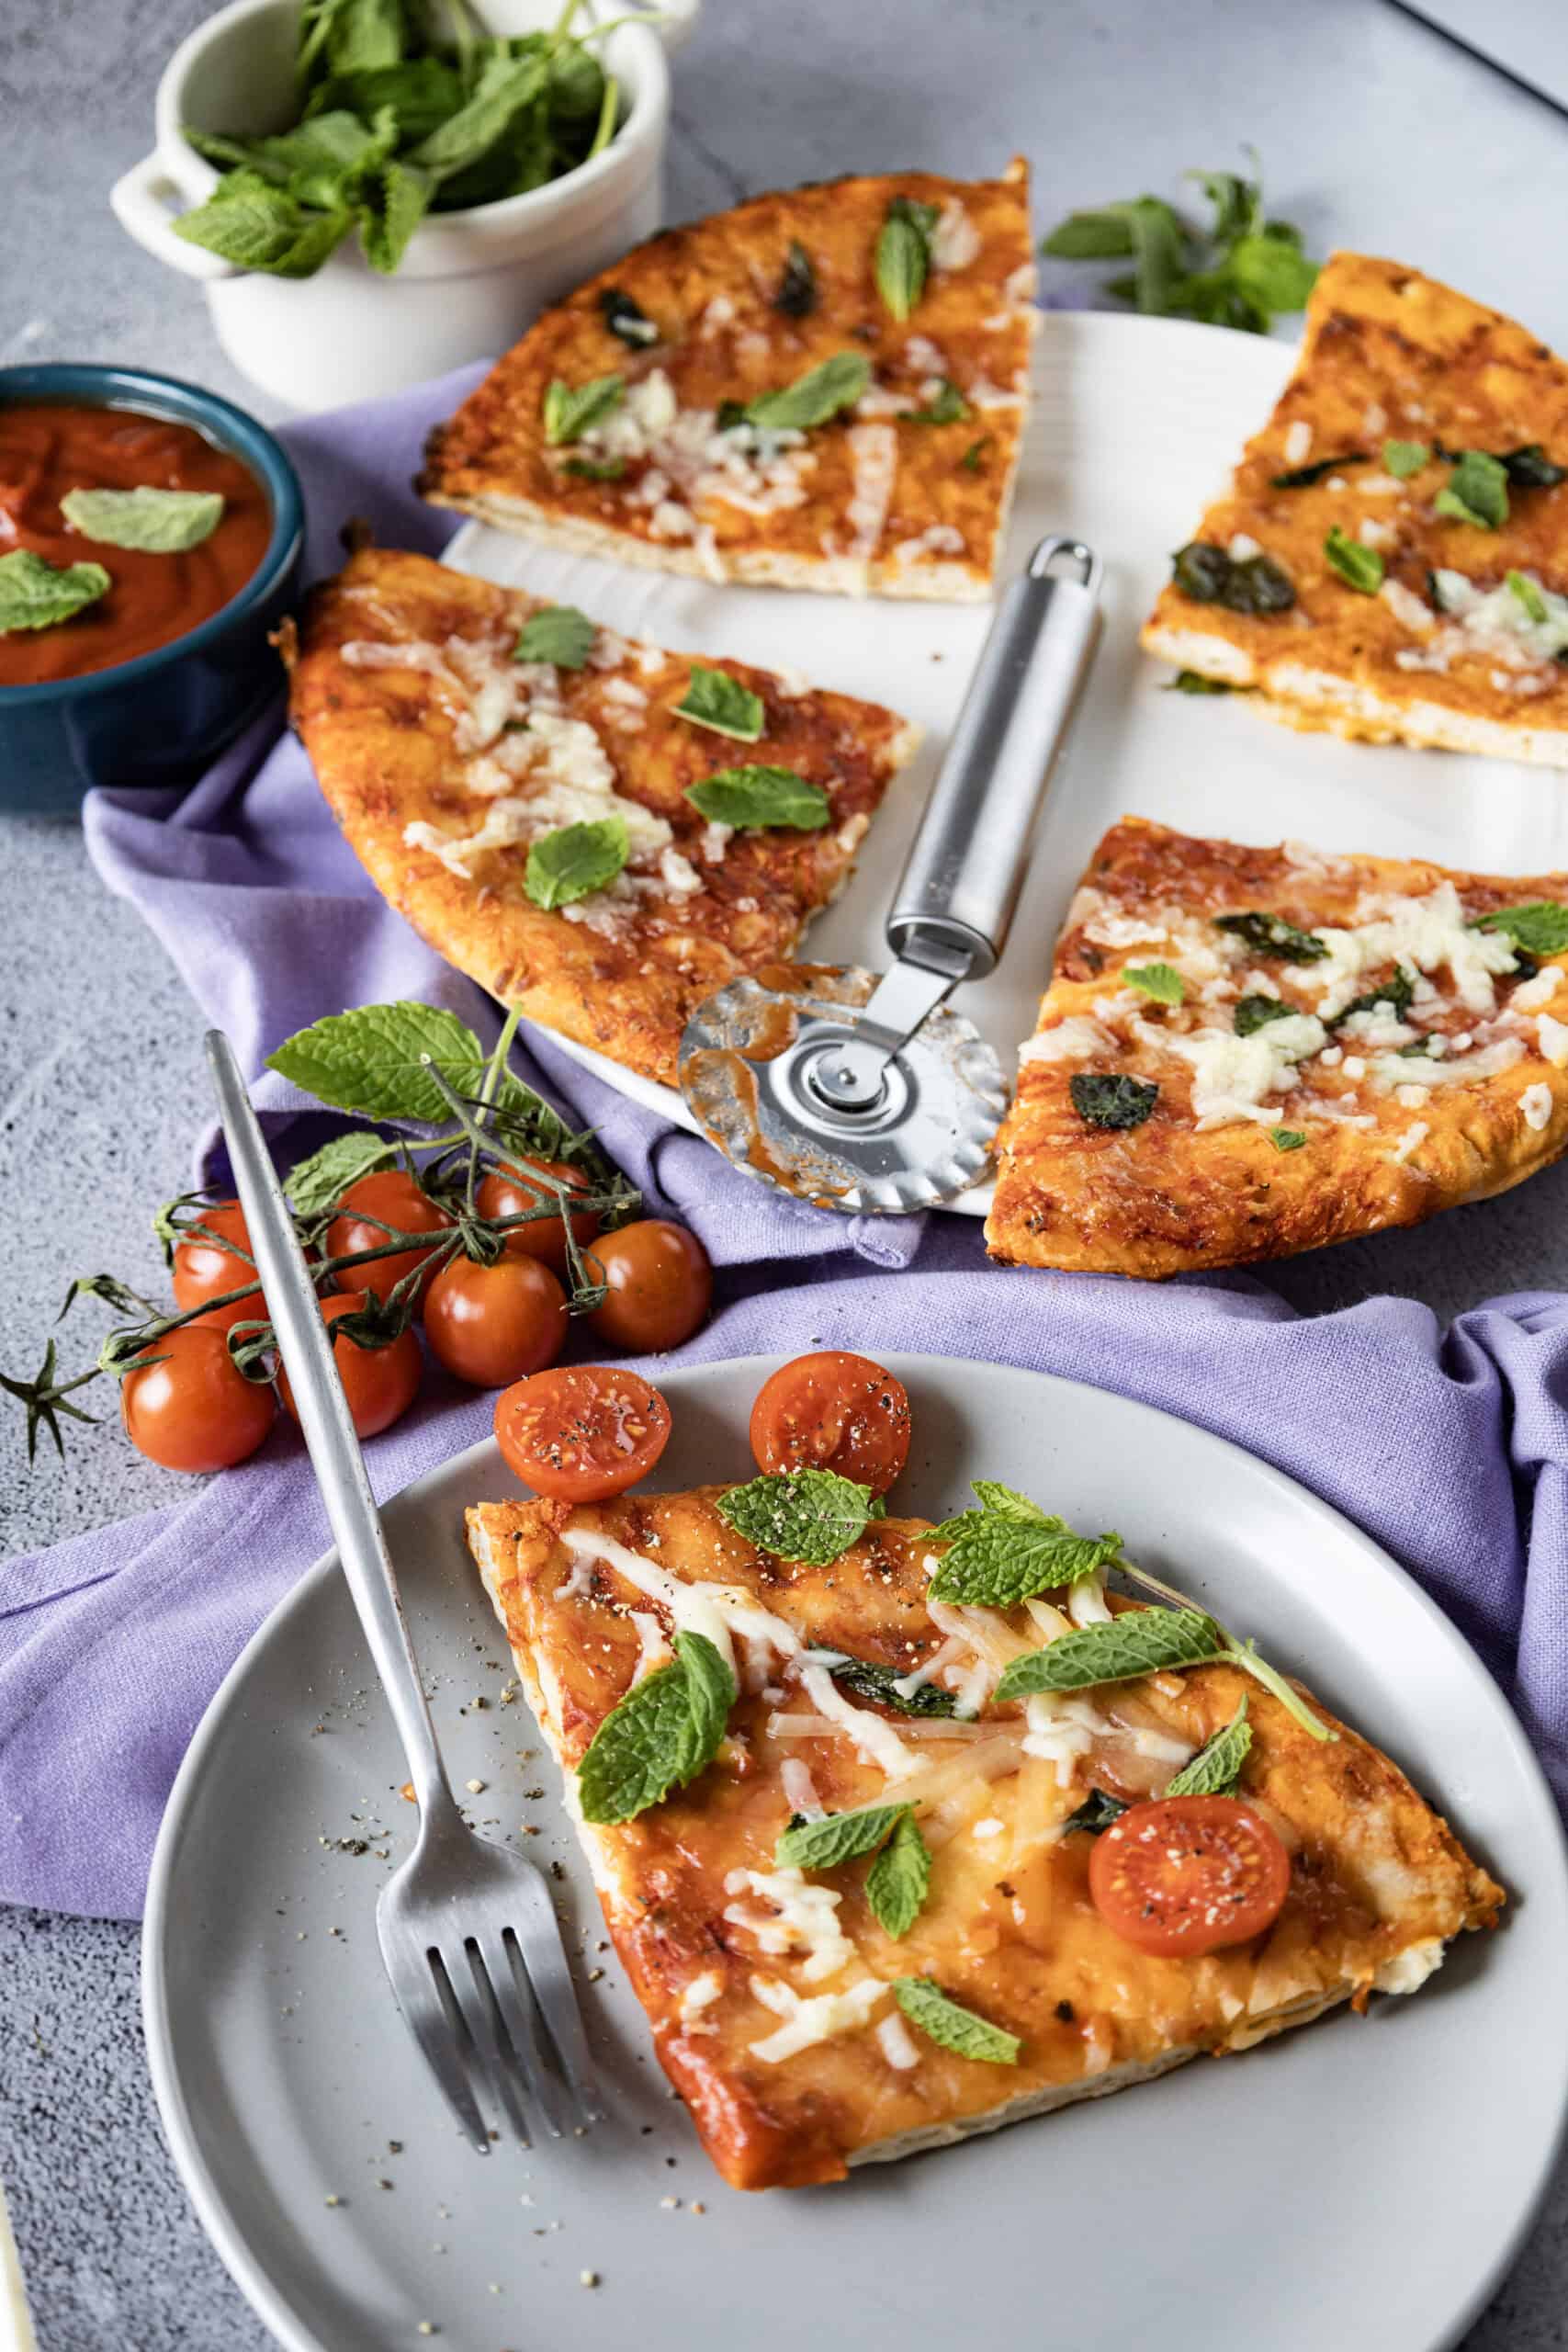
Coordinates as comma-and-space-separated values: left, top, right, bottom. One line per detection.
419, 163, 1035, 600
987, 816, 1568, 1277
466, 1473, 1498, 2191
1143, 251, 1568, 762
285, 547, 919, 1087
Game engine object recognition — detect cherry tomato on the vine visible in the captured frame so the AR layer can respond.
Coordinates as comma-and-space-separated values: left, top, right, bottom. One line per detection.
423, 1253, 568, 1388
586, 1219, 712, 1354
477, 1160, 600, 1274
1088, 1793, 1292, 1958
171, 1199, 262, 1333
278, 1294, 423, 1439
749, 1350, 911, 1495
495, 1364, 672, 1500
325, 1170, 454, 1306
121, 1323, 276, 1474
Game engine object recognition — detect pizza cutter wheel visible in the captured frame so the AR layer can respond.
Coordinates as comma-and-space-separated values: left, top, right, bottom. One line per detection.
679, 536, 1104, 1215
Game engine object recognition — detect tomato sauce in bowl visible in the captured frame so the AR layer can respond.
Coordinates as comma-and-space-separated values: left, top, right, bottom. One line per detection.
0, 403, 273, 685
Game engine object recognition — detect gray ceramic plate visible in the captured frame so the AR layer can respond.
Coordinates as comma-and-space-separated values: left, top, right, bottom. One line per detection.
144, 1354, 1568, 2352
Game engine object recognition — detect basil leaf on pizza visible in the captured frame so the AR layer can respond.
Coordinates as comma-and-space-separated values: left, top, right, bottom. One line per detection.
774, 1802, 910, 1871
1473, 900, 1568, 956
1435, 448, 1508, 530
1165, 1698, 1251, 1797
1501, 443, 1567, 489
1327, 966, 1415, 1027
525, 815, 630, 910
1068, 1072, 1158, 1129
0, 549, 111, 633
599, 288, 658, 346
1269, 1126, 1307, 1151
1122, 962, 1184, 1004
513, 604, 595, 669
1234, 993, 1296, 1036
1382, 438, 1429, 478
60, 485, 225, 552
717, 1467, 876, 1566
865, 1812, 932, 1939
1213, 910, 1327, 961
1324, 526, 1383, 594
826, 1657, 957, 1717
1065, 1788, 1130, 1835
1171, 541, 1294, 614
1269, 452, 1366, 489
683, 765, 829, 830
773, 239, 817, 317
577, 1631, 737, 1825
1508, 570, 1550, 625
675, 665, 766, 741
994, 1609, 1226, 1702
893, 1978, 1020, 2065
875, 195, 939, 321
907, 378, 969, 425
744, 350, 872, 433
563, 455, 626, 481
543, 373, 625, 445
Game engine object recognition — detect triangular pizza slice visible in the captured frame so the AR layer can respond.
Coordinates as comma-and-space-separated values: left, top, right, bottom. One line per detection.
420, 164, 1036, 601
467, 1483, 1498, 2192
285, 547, 920, 1086
1143, 252, 1568, 763
986, 816, 1568, 1277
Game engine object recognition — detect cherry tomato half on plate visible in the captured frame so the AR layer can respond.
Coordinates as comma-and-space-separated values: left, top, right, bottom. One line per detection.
171, 1199, 261, 1333
325, 1170, 454, 1306
423, 1253, 568, 1388
1088, 1793, 1291, 1958
749, 1350, 911, 1495
495, 1365, 672, 1501
121, 1323, 276, 1474
278, 1295, 423, 1440
476, 1160, 600, 1274
586, 1219, 712, 1354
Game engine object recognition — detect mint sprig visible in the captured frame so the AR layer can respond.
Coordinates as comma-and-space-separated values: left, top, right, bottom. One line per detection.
866, 1812, 931, 1938
775, 1802, 910, 1871
1042, 153, 1318, 334
893, 1978, 1020, 2065
717, 1468, 876, 1566
1165, 1698, 1251, 1797
577, 1630, 737, 1825
928, 1484, 1122, 1608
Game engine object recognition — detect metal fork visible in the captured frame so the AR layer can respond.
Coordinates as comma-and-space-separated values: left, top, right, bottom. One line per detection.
206, 1030, 600, 2153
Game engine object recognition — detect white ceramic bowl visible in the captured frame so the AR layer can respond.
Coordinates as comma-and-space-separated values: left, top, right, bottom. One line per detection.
110, 0, 695, 413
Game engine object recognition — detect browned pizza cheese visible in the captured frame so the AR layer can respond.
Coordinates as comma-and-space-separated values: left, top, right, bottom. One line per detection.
285, 547, 920, 1087
420, 164, 1036, 600
1143, 252, 1568, 761
466, 1485, 1500, 2192
987, 818, 1568, 1278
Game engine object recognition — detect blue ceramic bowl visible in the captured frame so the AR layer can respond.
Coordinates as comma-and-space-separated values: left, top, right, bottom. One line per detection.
0, 363, 304, 816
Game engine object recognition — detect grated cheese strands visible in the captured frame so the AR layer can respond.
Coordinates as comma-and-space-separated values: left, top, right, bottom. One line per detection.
559, 1527, 800, 1680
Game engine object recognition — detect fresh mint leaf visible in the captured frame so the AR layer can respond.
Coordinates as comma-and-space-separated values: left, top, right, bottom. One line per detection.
1165, 1698, 1251, 1796
674, 665, 765, 741
827, 1657, 957, 1718
1065, 1787, 1129, 1835
929, 1511, 1122, 1609
1168, 668, 1233, 695
1383, 438, 1430, 479
543, 373, 624, 446
1435, 449, 1509, 530
514, 604, 595, 669
683, 765, 829, 830
304, 58, 463, 142
774, 240, 817, 317
1269, 1126, 1306, 1151
1225, 229, 1317, 316
1068, 1072, 1158, 1130
1269, 452, 1367, 490
563, 455, 625, 481
1041, 207, 1138, 261
1328, 966, 1415, 1028
411, 44, 548, 179
268, 1001, 503, 1123
174, 179, 352, 277
61, 485, 224, 554
745, 351, 871, 433
1213, 910, 1327, 961
994, 1608, 1225, 1703
893, 1977, 1020, 2065
525, 815, 629, 910
1122, 962, 1184, 1005
1187, 164, 1260, 244
717, 1468, 875, 1566
1324, 526, 1383, 594
1044, 161, 1317, 334
0, 549, 110, 633
1234, 993, 1295, 1036
1473, 900, 1568, 956
907, 378, 969, 425
284, 1130, 394, 1217
875, 194, 939, 320
357, 154, 429, 274
1171, 541, 1294, 614
1508, 570, 1550, 625
774, 1802, 909, 1871
577, 1631, 736, 1825
865, 1813, 931, 1938
969, 1480, 1055, 1522
599, 287, 658, 346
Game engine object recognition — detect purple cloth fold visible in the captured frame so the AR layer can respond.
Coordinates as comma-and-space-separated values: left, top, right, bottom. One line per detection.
5, 367, 1568, 1921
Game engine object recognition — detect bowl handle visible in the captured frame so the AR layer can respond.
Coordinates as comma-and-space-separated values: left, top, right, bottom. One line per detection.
109, 153, 235, 282
619, 0, 702, 51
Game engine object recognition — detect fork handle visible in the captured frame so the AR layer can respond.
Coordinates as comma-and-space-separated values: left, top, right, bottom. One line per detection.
206, 1033, 462, 1823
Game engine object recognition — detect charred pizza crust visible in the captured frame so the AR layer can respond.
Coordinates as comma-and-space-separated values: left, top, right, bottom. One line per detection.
420, 164, 1035, 600
1143, 252, 1568, 758
986, 818, 1568, 1278
466, 1485, 1499, 2193
285, 547, 919, 1087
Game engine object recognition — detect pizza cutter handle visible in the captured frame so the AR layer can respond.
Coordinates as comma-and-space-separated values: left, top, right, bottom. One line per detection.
886, 536, 1103, 981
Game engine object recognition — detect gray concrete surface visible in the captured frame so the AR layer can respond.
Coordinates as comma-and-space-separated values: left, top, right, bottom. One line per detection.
4, 1, 1568, 2343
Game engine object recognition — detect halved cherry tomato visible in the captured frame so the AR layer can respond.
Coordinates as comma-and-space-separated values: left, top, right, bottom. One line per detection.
423, 1253, 568, 1388
749, 1350, 911, 1495
171, 1199, 262, 1333
586, 1219, 712, 1353
495, 1364, 672, 1500
278, 1294, 423, 1439
1088, 1793, 1291, 1958
477, 1160, 600, 1273
121, 1323, 276, 1474
325, 1170, 454, 1306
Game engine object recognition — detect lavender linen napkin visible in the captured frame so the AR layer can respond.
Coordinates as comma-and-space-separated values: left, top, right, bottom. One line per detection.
4, 367, 1568, 1920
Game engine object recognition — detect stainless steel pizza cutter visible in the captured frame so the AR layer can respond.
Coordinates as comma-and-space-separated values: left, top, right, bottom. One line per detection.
678, 535, 1104, 1215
